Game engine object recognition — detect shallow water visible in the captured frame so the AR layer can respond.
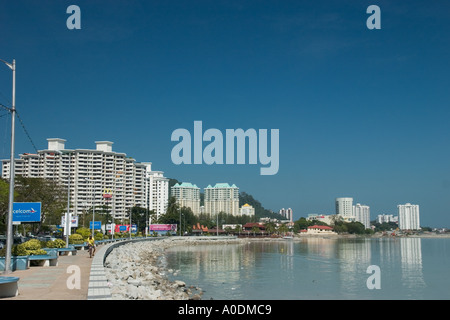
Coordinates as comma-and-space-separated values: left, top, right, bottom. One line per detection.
164, 237, 450, 300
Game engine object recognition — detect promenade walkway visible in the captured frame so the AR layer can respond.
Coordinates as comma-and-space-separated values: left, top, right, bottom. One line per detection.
1, 246, 96, 300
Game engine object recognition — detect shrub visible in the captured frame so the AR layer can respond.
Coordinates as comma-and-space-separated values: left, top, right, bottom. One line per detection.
46, 239, 66, 248
14, 239, 47, 256
76, 227, 91, 239
94, 232, 103, 241
23, 239, 41, 250
69, 234, 84, 244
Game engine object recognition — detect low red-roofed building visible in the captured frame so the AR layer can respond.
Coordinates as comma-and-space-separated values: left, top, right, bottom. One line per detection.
306, 225, 336, 234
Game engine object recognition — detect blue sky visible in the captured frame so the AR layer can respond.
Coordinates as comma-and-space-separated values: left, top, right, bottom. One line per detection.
0, 1, 449, 227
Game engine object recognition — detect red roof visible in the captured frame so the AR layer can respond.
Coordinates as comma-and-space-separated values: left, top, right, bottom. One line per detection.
308, 225, 333, 230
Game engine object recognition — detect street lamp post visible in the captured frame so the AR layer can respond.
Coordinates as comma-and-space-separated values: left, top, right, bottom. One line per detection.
179, 207, 181, 236
85, 178, 95, 237
129, 209, 132, 240
1, 58, 15, 274
57, 150, 72, 248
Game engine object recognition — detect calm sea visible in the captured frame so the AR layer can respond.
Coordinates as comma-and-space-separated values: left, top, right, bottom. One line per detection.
163, 237, 450, 300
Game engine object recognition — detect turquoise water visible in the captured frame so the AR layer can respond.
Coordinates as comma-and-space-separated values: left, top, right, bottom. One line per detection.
164, 237, 450, 300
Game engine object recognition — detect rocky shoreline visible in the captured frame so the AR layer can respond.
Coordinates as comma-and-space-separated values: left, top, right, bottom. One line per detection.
104, 237, 241, 300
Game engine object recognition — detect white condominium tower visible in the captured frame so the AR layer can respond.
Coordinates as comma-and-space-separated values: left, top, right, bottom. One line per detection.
335, 197, 355, 222
1, 138, 168, 221
377, 214, 398, 224
171, 182, 201, 215
353, 203, 370, 229
204, 183, 239, 215
279, 208, 293, 222
398, 203, 420, 230
142, 162, 169, 219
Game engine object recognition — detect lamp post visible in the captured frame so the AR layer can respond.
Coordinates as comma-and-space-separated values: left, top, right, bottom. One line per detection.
57, 150, 72, 248
179, 207, 181, 236
85, 178, 95, 237
1, 58, 15, 274
129, 209, 132, 240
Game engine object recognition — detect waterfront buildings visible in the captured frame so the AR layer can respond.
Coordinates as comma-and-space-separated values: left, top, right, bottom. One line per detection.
1, 138, 168, 221
377, 214, 398, 224
240, 203, 255, 216
204, 183, 239, 215
398, 203, 420, 230
335, 197, 372, 229
306, 214, 335, 225
279, 208, 293, 222
304, 225, 336, 235
335, 197, 355, 222
353, 203, 371, 229
145, 167, 169, 219
171, 182, 201, 215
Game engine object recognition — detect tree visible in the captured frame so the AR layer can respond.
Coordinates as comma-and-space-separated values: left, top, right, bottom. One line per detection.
265, 222, 277, 235
130, 206, 149, 234
13, 177, 67, 233
158, 196, 180, 225
293, 217, 309, 233
278, 223, 289, 236
251, 225, 260, 236
0, 178, 12, 233
346, 221, 366, 234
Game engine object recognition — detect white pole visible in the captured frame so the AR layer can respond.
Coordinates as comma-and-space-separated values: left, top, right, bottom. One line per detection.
65, 151, 71, 247
3, 59, 15, 274
92, 180, 95, 237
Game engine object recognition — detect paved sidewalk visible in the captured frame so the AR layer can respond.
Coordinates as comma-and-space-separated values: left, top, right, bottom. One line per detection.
1, 246, 97, 300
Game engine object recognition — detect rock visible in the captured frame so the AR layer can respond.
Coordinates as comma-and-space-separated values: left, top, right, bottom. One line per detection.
127, 278, 141, 286
103, 238, 231, 300
126, 285, 140, 299
174, 280, 186, 287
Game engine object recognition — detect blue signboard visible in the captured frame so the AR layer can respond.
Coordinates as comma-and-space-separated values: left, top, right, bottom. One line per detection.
89, 221, 102, 230
13, 202, 42, 222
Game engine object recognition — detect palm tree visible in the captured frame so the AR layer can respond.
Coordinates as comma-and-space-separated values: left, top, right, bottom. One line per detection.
251, 225, 260, 237
278, 224, 289, 236
265, 222, 276, 236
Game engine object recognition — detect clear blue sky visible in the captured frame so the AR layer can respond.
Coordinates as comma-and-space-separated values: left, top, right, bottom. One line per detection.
0, 1, 449, 227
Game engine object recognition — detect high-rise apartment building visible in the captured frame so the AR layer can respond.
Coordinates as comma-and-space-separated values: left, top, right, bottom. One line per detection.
398, 203, 420, 230
353, 203, 370, 229
142, 163, 169, 219
204, 183, 239, 215
335, 197, 355, 222
171, 182, 201, 215
1, 138, 168, 221
279, 208, 293, 222
377, 214, 398, 224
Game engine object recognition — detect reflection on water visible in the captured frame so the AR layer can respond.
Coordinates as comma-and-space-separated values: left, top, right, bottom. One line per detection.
164, 237, 449, 300
400, 238, 425, 297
